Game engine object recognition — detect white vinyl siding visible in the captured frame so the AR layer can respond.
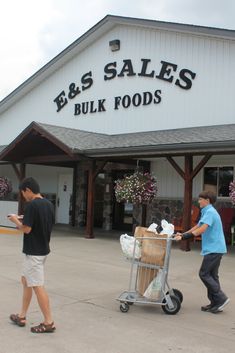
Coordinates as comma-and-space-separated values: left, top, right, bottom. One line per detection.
151, 155, 235, 199
0, 25, 235, 143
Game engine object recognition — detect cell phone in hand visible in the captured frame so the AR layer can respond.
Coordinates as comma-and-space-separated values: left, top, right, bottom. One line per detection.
7, 214, 23, 219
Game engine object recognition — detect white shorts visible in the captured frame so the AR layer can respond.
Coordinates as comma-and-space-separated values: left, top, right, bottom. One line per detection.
22, 255, 47, 287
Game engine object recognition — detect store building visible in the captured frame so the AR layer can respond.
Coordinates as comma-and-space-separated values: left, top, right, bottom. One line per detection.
0, 15, 235, 246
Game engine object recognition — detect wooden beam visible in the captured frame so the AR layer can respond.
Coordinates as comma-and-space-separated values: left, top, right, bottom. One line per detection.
22, 154, 82, 163
191, 154, 212, 179
93, 160, 108, 181
11, 163, 21, 180
20, 163, 26, 180
166, 156, 185, 179
11, 163, 26, 181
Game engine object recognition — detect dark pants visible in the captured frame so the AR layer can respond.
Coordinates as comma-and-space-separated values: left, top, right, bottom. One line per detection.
199, 253, 227, 305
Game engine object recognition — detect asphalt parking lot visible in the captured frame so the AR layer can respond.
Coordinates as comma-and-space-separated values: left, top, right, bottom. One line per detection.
0, 226, 234, 353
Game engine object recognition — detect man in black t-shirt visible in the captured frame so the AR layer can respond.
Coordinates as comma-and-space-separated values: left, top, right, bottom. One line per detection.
7, 177, 56, 333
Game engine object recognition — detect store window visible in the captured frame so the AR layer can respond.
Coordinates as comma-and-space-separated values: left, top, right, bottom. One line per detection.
203, 166, 234, 197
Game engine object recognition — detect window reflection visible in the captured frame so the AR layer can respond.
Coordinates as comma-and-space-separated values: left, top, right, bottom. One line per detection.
204, 167, 233, 197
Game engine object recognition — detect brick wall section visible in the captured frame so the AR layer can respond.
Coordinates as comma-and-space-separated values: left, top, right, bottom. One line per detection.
146, 198, 233, 228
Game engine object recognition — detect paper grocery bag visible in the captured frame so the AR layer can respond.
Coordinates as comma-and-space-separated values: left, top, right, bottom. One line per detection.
134, 226, 167, 295
134, 226, 149, 238
137, 266, 158, 296
134, 226, 167, 266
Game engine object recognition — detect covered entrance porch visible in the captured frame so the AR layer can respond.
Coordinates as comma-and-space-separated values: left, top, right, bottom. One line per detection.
1, 121, 235, 250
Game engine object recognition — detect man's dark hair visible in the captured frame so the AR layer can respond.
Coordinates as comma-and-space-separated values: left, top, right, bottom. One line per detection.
199, 190, 217, 204
19, 177, 40, 194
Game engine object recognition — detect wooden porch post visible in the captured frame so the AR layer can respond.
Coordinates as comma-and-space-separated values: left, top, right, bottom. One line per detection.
181, 155, 193, 251
11, 163, 26, 215
85, 161, 95, 239
85, 159, 108, 238
167, 154, 212, 251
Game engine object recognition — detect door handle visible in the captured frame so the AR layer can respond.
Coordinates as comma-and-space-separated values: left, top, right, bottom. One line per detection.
57, 197, 60, 207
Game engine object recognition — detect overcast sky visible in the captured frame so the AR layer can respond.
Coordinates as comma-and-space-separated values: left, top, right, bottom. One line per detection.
0, 0, 234, 100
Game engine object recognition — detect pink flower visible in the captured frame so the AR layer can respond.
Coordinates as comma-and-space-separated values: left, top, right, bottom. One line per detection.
0, 177, 12, 198
229, 181, 235, 205
114, 171, 157, 204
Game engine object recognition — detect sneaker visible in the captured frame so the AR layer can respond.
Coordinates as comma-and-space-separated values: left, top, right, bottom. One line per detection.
218, 298, 230, 311
201, 304, 213, 312
209, 306, 223, 314
209, 298, 230, 314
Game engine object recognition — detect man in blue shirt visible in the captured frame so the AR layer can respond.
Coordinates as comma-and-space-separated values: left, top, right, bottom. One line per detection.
175, 190, 229, 314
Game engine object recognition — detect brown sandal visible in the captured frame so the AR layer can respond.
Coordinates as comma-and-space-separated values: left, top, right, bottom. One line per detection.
31, 322, 56, 333
10, 314, 26, 327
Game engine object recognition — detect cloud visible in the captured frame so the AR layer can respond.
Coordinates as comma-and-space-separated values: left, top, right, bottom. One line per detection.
152, 0, 235, 29
0, 0, 55, 98
0, 0, 234, 100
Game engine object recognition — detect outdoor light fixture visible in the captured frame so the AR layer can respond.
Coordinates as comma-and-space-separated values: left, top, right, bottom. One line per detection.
109, 39, 120, 52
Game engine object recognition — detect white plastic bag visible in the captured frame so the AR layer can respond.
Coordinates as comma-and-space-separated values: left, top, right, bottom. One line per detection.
147, 223, 158, 233
120, 234, 141, 260
143, 269, 163, 300
160, 219, 174, 237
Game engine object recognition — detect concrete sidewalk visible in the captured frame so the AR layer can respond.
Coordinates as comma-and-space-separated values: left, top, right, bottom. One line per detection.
0, 227, 234, 353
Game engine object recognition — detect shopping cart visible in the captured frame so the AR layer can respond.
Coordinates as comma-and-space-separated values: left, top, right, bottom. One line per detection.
117, 229, 183, 315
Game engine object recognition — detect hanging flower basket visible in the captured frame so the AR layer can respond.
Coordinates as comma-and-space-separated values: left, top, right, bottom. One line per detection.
0, 177, 12, 198
114, 171, 157, 204
229, 181, 235, 205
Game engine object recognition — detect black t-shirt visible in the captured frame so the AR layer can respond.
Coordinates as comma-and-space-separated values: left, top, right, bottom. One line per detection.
22, 198, 54, 255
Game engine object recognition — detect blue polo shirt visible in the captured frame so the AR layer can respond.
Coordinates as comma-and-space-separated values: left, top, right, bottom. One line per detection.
198, 204, 227, 256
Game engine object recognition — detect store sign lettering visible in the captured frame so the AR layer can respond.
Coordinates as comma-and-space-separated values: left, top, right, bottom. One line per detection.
53, 58, 196, 114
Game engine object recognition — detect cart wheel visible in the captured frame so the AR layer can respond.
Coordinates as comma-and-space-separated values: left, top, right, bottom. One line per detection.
172, 289, 183, 303
120, 303, 129, 313
166, 289, 183, 303
161, 295, 181, 315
